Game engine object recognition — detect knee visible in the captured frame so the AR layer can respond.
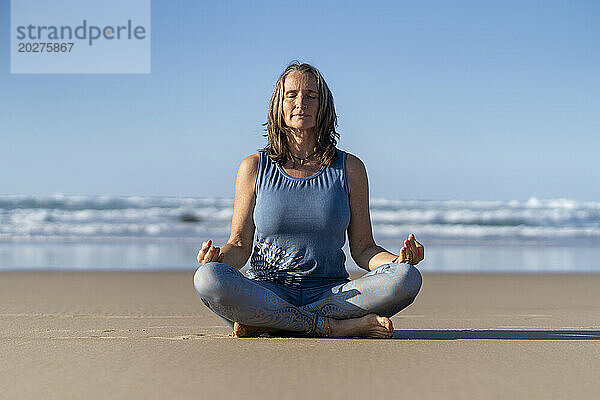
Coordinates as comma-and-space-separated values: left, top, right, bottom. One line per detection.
193, 262, 229, 300
391, 264, 422, 302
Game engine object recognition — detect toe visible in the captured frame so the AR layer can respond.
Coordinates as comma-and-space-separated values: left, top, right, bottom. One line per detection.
375, 329, 391, 339
233, 322, 246, 338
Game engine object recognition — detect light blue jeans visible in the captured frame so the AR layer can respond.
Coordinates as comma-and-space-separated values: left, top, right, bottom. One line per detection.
193, 262, 422, 336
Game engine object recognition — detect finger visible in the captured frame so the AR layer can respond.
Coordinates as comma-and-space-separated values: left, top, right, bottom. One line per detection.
400, 247, 407, 263
408, 250, 414, 260
203, 246, 216, 264
197, 248, 208, 263
408, 250, 417, 263
396, 249, 404, 263
409, 240, 418, 259
403, 247, 412, 264
405, 238, 415, 254
197, 240, 212, 263
211, 246, 221, 259
209, 246, 217, 256
414, 239, 424, 260
408, 236, 417, 249
409, 235, 423, 261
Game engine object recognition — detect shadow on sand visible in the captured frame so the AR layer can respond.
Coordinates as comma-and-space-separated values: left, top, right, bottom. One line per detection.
392, 330, 600, 340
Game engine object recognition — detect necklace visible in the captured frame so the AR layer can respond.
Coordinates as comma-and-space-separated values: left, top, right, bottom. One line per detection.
290, 149, 317, 166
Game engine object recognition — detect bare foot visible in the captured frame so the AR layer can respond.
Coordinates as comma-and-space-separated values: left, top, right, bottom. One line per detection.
232, 322, 284, 338
326, 314, 393, 338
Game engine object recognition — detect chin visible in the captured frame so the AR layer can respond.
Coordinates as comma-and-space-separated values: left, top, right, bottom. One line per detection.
287, 122, 316, 131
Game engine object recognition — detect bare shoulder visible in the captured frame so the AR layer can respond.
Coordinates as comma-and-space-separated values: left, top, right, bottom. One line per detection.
236, 153, 260, 194
345, 152, 366, 175
345, 152, 368, 194
238, 153, 259, 176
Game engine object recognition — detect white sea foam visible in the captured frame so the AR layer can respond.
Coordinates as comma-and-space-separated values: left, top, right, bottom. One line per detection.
1, 195, 599, 242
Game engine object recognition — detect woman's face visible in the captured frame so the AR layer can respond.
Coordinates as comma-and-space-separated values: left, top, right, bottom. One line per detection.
282, 71, 319, 131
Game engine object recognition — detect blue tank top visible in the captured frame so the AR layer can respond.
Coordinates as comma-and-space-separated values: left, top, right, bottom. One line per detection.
247, 148, 351, 288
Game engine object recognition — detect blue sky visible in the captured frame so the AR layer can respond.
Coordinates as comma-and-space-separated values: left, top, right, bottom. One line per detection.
1, 0, 598, 201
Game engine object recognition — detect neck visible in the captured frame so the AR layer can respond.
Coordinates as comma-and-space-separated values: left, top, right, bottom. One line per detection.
286, 129, 316, 158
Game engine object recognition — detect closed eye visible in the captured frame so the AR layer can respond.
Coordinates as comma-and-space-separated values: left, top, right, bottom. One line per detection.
284, 91, 318, 99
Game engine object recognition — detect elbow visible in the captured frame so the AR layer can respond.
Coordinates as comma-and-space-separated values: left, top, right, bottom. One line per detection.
349, 246, 362, 265
350, 241, 376, 260
350, 250, 361, 266
350, 242, 379, 270
350, 248, 369, 269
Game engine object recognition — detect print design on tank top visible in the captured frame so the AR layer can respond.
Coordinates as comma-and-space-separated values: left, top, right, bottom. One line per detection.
250, 235, 305, 276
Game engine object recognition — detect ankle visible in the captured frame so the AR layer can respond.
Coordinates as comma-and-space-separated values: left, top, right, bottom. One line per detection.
313, 316, 333, 337
321, 317, 333, 337
323, 318, 330, 337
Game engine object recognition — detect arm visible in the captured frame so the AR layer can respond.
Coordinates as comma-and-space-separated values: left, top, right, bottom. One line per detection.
202, 153, 258, 270
346, 154, 399, 271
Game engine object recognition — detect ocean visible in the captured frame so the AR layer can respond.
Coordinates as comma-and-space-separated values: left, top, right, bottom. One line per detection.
1, 194, 599, 273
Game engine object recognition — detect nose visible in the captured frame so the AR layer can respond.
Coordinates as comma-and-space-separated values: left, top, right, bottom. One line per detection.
295, 94, 309, 109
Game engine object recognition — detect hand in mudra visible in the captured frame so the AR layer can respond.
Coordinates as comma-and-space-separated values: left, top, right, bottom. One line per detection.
396, 233, 424, 265
197, 239, 224, 265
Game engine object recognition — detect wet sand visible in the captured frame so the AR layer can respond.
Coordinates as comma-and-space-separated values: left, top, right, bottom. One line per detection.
1, 271, 599, 399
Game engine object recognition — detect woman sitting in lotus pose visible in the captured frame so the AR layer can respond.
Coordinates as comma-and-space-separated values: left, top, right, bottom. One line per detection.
193, 62, 423, 338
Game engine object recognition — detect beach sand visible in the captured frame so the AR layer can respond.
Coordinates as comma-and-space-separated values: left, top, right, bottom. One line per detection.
1, 271, 599, 399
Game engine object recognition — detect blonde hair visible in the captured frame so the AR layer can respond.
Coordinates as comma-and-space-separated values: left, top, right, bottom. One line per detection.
262, 61, 339, 167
